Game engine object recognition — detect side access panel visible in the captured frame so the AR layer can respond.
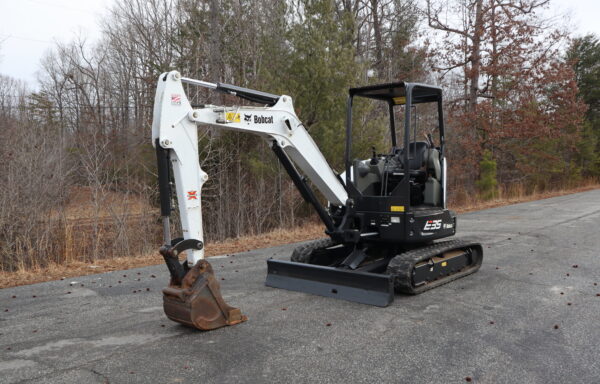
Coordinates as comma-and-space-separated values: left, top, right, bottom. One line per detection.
403, 209, 456, 243
266, 259, 394, 307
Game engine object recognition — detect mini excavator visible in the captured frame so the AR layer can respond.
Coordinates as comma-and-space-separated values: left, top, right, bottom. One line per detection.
152, 71, 483, 330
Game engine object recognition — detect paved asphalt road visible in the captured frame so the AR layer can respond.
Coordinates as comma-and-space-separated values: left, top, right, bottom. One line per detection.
1, 190, 600, 383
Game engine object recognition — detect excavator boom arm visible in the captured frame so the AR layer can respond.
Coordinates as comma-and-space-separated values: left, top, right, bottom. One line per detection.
152, 71, 347, 265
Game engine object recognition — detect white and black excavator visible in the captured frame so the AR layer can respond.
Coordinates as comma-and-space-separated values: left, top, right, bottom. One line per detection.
152, 71, 483, 330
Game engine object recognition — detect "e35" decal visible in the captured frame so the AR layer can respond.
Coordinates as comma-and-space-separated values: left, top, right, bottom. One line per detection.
423, 219, 442, 231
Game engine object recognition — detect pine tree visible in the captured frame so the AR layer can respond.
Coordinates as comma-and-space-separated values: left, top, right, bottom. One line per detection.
283, 0, 362, 170
567, 35, 600, 176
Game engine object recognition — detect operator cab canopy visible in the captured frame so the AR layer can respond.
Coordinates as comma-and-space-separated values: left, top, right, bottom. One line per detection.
349, 82, 442, 105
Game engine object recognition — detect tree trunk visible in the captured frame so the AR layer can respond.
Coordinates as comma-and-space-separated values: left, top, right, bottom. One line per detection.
469, 0, 484, 114
370, 0, 384, 76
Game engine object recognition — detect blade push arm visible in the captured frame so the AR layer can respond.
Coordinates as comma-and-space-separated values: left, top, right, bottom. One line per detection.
152, 71, 348, 265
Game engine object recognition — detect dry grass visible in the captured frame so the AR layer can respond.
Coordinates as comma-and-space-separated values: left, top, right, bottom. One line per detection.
1, 184, 598, 289
451, 181, 600, 213
0, 223, 324, 289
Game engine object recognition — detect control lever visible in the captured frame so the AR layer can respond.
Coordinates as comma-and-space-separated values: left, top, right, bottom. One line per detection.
370, 146, 378, 165
426, 133, 435, 147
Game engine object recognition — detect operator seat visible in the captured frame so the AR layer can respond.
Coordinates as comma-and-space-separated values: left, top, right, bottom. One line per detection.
396, 141, 430, 182
395, 141, 444, 207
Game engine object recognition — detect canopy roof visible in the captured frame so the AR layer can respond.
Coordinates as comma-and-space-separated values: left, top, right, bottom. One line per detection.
349, 82, 442, 105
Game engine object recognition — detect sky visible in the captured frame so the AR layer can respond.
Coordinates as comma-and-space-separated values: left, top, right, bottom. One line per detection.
0, 0, 112, 87
551, 0, 600, 36
0, 0, 599, 88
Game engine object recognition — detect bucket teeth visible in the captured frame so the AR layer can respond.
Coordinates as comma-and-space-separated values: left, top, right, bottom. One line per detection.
162, 260, 247, 330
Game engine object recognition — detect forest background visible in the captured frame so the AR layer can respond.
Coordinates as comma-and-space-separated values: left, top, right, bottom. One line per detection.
1, 0, 599, 272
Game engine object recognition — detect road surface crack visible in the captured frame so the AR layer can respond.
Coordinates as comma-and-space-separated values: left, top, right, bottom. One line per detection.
91, 369, 110, 384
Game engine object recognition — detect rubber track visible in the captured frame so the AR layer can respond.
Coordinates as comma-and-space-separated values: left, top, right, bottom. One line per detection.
386, 238, 483, 295
290, 238, 336, 263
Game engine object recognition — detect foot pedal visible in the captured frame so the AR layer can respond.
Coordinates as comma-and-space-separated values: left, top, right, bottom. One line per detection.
162, 260, 247, 330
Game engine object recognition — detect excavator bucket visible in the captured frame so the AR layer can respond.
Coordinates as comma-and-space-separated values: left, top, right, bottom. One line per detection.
160, 247, 247, 330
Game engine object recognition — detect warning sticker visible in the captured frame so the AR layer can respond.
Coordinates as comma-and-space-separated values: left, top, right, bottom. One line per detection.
392, 96, 406, 105
171, 94, 182, 105
390, 206, 405, 212
225, 112, 241, 123
187, 191, 198, 200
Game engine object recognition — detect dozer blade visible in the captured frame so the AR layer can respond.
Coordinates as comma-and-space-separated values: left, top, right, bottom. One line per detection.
266, 259, 394, 307
161, 257, 247, 331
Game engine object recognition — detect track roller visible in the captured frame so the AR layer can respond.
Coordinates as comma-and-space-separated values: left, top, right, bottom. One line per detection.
386, 239, 483, 294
